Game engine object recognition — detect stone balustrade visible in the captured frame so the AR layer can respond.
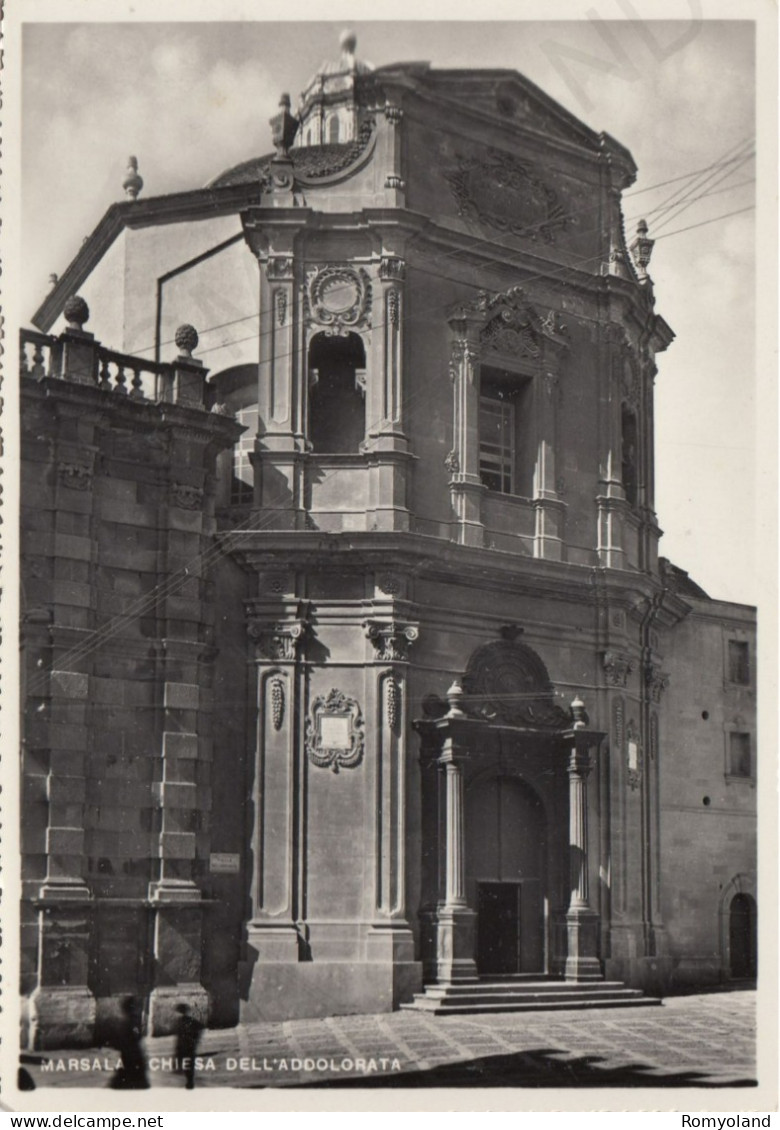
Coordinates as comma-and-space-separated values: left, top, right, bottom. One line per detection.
20, 304, 208, 410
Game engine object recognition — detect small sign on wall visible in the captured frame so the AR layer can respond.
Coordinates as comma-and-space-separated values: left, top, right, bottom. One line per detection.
209, 853, 240, 874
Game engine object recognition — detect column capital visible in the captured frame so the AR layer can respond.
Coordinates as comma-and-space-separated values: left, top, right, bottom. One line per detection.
364, 618, 419, 661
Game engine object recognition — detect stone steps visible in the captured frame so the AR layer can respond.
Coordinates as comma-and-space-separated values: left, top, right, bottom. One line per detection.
401, 978, 661, 1015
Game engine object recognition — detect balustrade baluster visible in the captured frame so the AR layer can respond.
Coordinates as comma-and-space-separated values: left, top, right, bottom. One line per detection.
115, 365, 128, 395
130, 366, 144, 400
20, 343, 30, 377
31, 343, 46, 380
98, 358, 112, 390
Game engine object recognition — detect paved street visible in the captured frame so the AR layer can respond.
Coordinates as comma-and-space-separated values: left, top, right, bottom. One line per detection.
22, 989, 757, 1091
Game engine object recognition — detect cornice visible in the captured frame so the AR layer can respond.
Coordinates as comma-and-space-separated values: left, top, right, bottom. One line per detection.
220, 529, 670, 607
33, 184, 264, 333
375, 65, 605, 158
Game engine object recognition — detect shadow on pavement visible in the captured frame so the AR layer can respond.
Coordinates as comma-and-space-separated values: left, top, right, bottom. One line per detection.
281, 1048, 758, 1089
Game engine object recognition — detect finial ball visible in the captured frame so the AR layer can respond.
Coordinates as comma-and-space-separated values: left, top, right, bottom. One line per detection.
340, 29, 357, 54
63, 295, 90, 329
175, 324, 199, 357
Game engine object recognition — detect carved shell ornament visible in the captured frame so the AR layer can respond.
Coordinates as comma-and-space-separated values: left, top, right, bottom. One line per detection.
305, 266, 372, 334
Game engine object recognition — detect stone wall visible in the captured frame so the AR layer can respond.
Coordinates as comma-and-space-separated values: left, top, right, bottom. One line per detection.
20, 320, 242, 1047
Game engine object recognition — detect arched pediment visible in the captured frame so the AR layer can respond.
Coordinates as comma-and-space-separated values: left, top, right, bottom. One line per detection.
448, 285, 569, 363
462, 639, 571, 730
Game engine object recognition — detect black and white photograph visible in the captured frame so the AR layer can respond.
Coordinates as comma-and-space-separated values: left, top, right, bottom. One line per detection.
3, 0, 776, 1115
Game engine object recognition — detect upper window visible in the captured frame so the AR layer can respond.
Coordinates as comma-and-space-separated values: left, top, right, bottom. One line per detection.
479, 392, 515, 494
231, 405, 257, 505
308, 332, 366, 454
478, 367, 533, 497
622, 406, 638, 506
728, 640, 750, 685
728, 732, 752, 778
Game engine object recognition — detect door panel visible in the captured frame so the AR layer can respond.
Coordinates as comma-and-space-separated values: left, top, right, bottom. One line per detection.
467, 775, 547, 974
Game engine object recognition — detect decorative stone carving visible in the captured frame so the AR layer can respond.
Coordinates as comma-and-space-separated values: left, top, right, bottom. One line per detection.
462, 640, 571, 730
364, 620, 419, 662
602, 650, 633, 687
306, 688, 365, 772
472, 286, 569, 361
444, 449, 460, 474
57, 461, 92, 491
649, 712, 659, 763
445, 149, 567, 243
448, 339, 479, 382
384, 175, 405, 189
629, 219, 655, 278
645, 663, 670, 703
626, 719, 642, 790
386, 289, 400, 326
269, 678, 285, 732
376, 573, 402, 596
378, 257, 405, 281
266, 257, 294, 280
541, 309, 569, 337
170, 483, 204, 510
300, 116, 375, 179
386, 676, 401, 732
613, 696, 625, 757
305, 265, 372, 334
384, 104, 404, 125
275, 290, 287, 327
611, 611, 625, 629
248, 618, 309, 662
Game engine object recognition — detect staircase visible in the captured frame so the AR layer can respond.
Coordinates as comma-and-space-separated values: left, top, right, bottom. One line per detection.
401, 975, 661, 1015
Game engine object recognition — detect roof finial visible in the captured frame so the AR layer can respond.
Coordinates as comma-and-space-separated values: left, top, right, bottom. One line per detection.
340, 28, 357, 57
629, 218, 655, 281
122, 156, 143, 200
270, 92, 299, 158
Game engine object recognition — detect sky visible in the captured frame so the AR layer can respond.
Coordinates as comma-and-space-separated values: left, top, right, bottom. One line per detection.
19, 14, 763, 605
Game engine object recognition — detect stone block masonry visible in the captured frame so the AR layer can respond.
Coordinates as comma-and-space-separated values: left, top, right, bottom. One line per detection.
20, 323, 242, 1047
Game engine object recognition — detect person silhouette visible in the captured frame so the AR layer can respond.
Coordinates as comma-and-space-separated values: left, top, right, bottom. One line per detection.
109, 996, 149, 1089
174, 1003, 203, 1090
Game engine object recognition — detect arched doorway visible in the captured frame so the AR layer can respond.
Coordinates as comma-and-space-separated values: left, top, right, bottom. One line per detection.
465, 775, 547, 975
729, 893, 757, 979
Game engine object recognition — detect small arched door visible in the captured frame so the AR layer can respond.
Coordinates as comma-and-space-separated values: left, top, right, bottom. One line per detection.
465, 775, 547, 975
729, 893, 757, 978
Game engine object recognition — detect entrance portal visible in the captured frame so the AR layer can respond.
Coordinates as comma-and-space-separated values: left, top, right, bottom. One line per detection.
466, 776, 546, 975
729, 893, 757, 978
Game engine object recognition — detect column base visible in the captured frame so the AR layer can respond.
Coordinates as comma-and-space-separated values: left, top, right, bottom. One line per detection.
246, 921, 301, 963
147, 985, 209, 1037
564, 907, 603, 982
434, 905, 478, 984
28, 987, 96, 1050
365, 922, 416, 963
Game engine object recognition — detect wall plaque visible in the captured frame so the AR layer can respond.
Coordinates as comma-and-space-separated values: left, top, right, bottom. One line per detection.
306, 688, 365, 772
209, 853, 240, 874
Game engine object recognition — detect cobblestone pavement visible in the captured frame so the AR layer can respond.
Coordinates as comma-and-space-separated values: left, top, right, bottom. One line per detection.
22, 990, 757, 1091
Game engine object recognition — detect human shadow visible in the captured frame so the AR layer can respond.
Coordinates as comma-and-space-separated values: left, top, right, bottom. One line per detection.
278, 1047, 757, 1089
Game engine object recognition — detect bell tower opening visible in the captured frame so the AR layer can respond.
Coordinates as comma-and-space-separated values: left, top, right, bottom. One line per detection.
308, 331, 366, 454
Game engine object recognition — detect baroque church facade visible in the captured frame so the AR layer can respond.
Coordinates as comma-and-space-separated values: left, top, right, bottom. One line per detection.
19, 33, 756, 1048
